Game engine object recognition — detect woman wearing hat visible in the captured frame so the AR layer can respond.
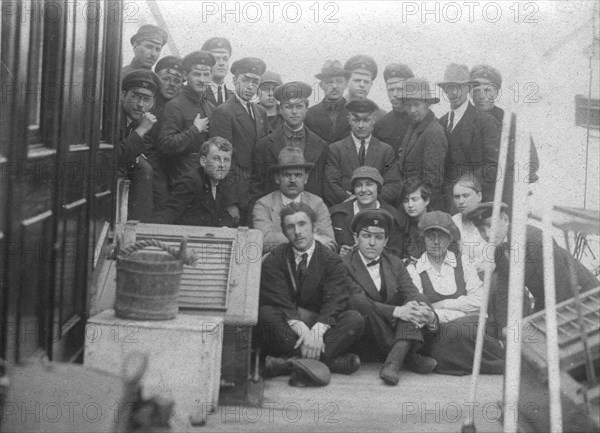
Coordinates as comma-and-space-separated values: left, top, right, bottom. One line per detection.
406, 211, 504, 375
397, 78, 447, 211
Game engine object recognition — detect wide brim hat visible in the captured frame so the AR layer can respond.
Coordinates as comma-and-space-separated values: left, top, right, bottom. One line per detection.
437, 63, 480, 87
400, 78, 440, 104
273, 147, 314, 171
315, 60, 351, 80
288, 359, 330, 387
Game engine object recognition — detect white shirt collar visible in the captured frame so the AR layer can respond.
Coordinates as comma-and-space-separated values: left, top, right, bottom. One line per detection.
449, 100, 469, 130
358, 250, 381, 267
281, 192, 303, 205
293, 241, 316, 266
415, 250, 457, 274
353, 200, 380, 215
351, 134, 371, 150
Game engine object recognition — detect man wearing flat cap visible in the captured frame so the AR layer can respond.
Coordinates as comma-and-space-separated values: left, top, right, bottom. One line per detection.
324, 98, 401, 206
344, 54, 386, 121
257, 70, 284, 134
119, 70, 162, 221
373, 63, 415, 156
201, 37, 235, 107
156, 51, 216, 193
305, 60, 352, 144
251, 81, 328, 202
122, 24, 168, 75
397, 77, 448, 210
210, 57, 269, 225
467, 202, 598, 334
437, 63, 500, 210
253, 147, 336, 253
343, 208, 438, 385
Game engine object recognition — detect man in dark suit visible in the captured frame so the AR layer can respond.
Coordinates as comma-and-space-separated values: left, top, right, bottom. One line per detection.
210, 57, 269, 225
257, 202, 365, 377
305, 60, 351, 144
373, 63, 414, 156
153, 137, 236, 226
122, 25, 167, 76
343, 55, 386, 121
437, 63, 500, 208
201, 37, 235, 106
343, 209, 438, 385
251, 81, 328, 200
324, 99, 401, 206
258, 70, 284, 134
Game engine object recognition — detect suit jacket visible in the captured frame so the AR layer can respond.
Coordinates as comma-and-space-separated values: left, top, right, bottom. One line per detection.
205, 84, 235, 107
439, 103, 500, 201
210, 96, 269, 209
119, 109, 152, 167
260, 241, 349, 325
252, 191, 336, 252
329, 200, 407, 258
343, 249, 429, 322
250, 125, 328, 200
305, 98, 351, 144
373, 110, 413, 157
397, 110, 448, 210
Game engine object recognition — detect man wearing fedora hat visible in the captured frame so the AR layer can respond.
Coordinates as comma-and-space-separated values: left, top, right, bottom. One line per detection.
373, 63, 415, 156
324, 98, 401, 207
306, 60, 352, 144
343, 55, 386, 121
437, 63, 500, 209
251, 81, 328, 202
257, 70, 284, 134
122, 24, 168, 76
201, 37, 235, 107
397, 77, 448, 211
252, 147, 336, 253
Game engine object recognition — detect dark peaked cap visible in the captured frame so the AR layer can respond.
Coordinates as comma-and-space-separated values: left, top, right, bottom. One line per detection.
201, 37, 232, 54
345, 98, 379, 114
351, 208, 394, 236
274, 82, 312, 102
122, 69, 162, 94
344, 54, 378, 80
230, 57, 267, 76
130, 24, 167, 46
182, 51, 215, 72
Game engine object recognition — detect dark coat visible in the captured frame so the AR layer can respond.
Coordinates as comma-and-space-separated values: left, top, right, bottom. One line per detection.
259, 241, 349, 326
343, 249, 428, 322
397, 110, 448, 210
305, 98, 351, 144
205, 84, 235, 107
373, 110, 413, 157
329, 200, 407, 257
209, 96, 269, 209
156, 86, 214, 183
250, 126, 328, 200
119, 109, 152, 166
324, 135, 401, 206
152, 165, 234, 227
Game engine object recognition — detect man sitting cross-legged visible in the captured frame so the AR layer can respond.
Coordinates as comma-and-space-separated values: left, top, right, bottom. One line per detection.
343, 208, 439, 385
257, 202, 365, 380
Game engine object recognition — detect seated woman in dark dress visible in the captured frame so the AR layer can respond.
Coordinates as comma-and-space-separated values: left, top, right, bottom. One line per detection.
406, 211, 504, 375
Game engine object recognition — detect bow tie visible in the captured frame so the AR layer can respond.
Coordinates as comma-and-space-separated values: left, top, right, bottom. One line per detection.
367, 258, 381, 267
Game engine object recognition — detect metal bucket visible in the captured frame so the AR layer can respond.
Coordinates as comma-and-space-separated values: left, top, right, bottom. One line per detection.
115, 239, 185, 320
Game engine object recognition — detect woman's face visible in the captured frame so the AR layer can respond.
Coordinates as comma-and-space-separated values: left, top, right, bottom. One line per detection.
453, 183, 482, 215
403, 190, 429, 219
424, 229, 451, 260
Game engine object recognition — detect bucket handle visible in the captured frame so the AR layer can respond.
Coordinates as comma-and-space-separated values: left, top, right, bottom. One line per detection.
119, 237, 196, 265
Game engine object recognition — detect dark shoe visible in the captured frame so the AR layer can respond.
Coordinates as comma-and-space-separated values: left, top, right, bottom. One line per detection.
325, 353, 361, 375
379, 362, 401, 385
379, 340, 412, 385
264, 356, 293, 377
405, 353, 437, 375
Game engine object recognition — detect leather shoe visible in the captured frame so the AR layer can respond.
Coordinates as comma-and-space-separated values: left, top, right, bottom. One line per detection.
264, 356, 293, 377
379, 362, 400, 385
325, 353, 361, 375
405, 353, 437, 375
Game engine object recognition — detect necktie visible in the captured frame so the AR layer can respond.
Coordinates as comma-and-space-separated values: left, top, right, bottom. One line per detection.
359, 139, 366, 166
217, 85, 223, 105
366, 258, 381, 267
247, 102, 255, 122
297, 253, 308, 287
447, 110, 455, 133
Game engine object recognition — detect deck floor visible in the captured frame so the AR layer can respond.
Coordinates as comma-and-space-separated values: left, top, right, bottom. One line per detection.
172, 364, 504, 432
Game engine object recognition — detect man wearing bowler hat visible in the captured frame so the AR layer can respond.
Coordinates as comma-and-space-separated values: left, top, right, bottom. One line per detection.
251, 81, 328, 201
201, 37, 235, 106
210, 57, 269, 225
324, 98, 401, 206
253, 147, 336, 253
373, 63, 415, 156
306, 60, 352, 144
122, 24, 168, 75
397, 77, 448, 210
437, 63, 500, 208
257, 70, 284, 134
344, 55, 386, 121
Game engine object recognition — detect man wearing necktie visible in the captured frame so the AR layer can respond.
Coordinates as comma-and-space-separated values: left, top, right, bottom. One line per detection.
201, 37, 234, 106
343, 209, 439, 385
257, 202, 365, 380
324, 98, 401, 206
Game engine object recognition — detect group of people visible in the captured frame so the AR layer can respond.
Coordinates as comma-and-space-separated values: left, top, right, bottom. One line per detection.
118, 25, 598, 386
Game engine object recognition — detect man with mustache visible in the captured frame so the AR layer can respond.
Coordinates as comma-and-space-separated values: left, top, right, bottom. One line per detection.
252, 147, 336, 253
122, 25, 167, 76
201, 37, 235, 107
344, 55, 386, 121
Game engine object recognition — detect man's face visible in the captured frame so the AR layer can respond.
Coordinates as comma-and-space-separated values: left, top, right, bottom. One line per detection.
210, 49, 230, 82
186, 66, 212, 94
121, 87, 155, 121
403, 100, 430, 122
275, 167, 308, 199
283, 211, 315, 252
443, 83, 470, 109
477, 213, 509, 243
258, 83, 277, 108
320, 76, 347, 101
348, 112, 375, 139
347, 71, 373, 100
353, 179, 378, 208
354, 227, 388, 260
132, 40, 162, 68
200, 145, 232, 182
157, 69, 184, 100
402, 190, 429, 219
471, 80, 499, 112
424, 229, 451, 260
234, 73, 261, 101
452, 183, 482, 215
281, 99, 308, 129
386, 78, 407, 110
